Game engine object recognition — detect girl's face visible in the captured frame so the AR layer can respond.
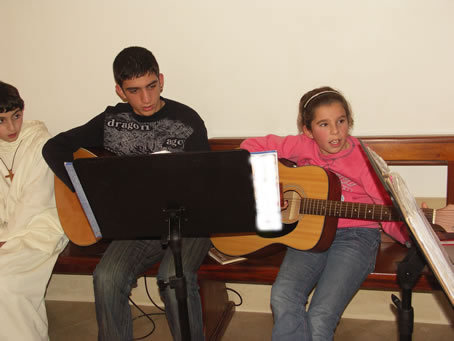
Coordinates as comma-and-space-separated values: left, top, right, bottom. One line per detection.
302, 102, 350, 155
0, 108, 23, 142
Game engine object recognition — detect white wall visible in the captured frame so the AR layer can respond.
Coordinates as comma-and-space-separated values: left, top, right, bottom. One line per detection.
2, 0, 453, 194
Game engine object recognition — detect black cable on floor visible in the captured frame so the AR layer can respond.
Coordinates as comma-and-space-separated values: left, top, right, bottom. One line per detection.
144, 274, 165, 312
129, 275, 166, 340
226, 287, 243, 307
130, 277, 243, 339
129, 297, 157, 340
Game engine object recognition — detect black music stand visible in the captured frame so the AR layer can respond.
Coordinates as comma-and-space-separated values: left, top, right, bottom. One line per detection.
359, 140, 418, 341
392, 244, 426, 341
70, 150, 257, 341
359, 140, 454, 341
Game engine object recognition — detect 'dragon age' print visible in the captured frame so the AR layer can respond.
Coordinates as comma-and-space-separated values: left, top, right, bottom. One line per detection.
104, 112, 193, 155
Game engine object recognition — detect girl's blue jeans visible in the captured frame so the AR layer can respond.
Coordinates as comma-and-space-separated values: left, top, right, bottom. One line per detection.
93, 237, 211, 341
271, 227, 381, 341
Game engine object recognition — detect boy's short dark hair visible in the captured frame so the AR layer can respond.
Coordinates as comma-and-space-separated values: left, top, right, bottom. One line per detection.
0, 81, 24, 113
113, 46, 160, 87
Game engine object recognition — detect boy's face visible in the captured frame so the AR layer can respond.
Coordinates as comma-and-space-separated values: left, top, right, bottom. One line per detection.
0, 108, 23, 142
115, 72, 164, 116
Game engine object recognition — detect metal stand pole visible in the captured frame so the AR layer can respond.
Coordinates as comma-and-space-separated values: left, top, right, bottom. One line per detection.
392, 246, 425, 341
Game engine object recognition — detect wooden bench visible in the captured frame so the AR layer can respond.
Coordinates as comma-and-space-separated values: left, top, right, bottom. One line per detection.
52, 135, 454, 339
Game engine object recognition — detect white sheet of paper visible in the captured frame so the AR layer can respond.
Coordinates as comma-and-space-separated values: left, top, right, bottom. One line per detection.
249, 151, 282, 232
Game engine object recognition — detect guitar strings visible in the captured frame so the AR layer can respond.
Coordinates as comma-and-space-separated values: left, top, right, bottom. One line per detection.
282, 197, 399, 220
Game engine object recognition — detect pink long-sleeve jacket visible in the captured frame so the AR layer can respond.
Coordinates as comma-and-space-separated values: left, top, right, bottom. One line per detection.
241, 134, 410, 245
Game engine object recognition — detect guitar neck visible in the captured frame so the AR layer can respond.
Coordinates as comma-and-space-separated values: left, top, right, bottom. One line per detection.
300, 198, 435, 222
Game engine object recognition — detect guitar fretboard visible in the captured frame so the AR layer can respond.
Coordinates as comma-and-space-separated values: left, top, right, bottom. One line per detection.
299, 198, 400, 221
299, 198, 436, 223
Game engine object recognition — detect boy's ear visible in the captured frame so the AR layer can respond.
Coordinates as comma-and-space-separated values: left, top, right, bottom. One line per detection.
159, 73, 164, 93
115, 84, 127, 102
302, 125, 313, 139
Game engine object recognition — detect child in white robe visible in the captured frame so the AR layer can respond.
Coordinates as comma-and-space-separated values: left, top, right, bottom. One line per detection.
0, 81, 68, 340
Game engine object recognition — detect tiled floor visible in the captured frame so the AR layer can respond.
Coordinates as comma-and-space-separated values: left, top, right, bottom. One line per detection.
46, 300, 454, 341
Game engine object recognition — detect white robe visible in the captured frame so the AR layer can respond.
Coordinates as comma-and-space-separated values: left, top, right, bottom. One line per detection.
0, 120, 68, 341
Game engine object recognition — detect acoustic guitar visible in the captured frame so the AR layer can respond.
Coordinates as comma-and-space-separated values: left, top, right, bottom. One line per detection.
54, 148, 104, 246
210, 161, 454, 256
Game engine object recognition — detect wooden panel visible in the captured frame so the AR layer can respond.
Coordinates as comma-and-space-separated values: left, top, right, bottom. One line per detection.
448, 161, 454, 204
54, 242, 438, 291
209, 135, 454, 163
360, 135, 454, 163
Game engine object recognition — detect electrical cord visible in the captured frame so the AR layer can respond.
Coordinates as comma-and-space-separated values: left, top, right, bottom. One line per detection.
130, 275, 166, 340
144, 274, 165, 312
226, 287, 243, 307
130, 276, 244, 339
129, 297, 157, 340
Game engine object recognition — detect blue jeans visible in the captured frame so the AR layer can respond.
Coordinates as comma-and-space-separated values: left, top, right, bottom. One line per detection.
271, 227, 381, 341
93, 237, 211, 341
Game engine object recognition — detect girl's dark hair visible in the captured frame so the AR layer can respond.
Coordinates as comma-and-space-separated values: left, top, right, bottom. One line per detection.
113, 46, 160, 87
0, 81, 24, 113
297, 86, 353, 133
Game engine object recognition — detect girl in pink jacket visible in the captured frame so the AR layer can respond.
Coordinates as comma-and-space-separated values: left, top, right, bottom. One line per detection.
241, 86, 409, 341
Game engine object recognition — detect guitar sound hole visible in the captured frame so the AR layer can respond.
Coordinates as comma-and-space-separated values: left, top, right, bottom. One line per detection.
257, 221, 298, 238
255, 185, 303, 238
281, 189, 304, 223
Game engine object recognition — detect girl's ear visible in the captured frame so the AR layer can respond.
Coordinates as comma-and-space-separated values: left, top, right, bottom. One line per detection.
302, 125, 313, 139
